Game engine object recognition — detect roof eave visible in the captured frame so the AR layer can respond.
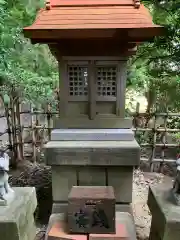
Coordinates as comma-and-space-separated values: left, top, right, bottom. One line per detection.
23, 25, 165, 44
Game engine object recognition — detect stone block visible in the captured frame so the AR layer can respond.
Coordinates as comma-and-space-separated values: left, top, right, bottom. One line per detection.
52, 166, 77, 202
21, 221, 36, 240
53, 117, 132, 129
115, 212, 136, 240
51, 166, 133, 203
78, 167, 106, 186
89, 223, 129, 240
116, 204, 134, 216
107, 167, 133, 203
47, 221, 88, 240
45, 213, 65, 240
45, 140, 140, 166
148, 178, 180, 240
0, 187, 37, 240
68, 186, 115, 234
52, 203, 68, 214
51, 129, 134, 141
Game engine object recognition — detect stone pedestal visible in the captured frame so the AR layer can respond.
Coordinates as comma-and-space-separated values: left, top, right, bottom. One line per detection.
148, 178, 180, 240
0, 187, 37, 240
45, 212, 137, 240
45, 137, 140, 206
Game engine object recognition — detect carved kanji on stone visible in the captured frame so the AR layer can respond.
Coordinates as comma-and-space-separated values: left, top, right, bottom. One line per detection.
68, 186, 115, 234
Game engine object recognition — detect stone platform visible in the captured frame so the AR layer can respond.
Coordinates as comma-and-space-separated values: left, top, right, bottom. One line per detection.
148, 178, 180, 240
45, 212, 137, 240
45, 139, 140, 205
45, 140, 140, 166
0, 187, 37, 240
44, 125, 140, 223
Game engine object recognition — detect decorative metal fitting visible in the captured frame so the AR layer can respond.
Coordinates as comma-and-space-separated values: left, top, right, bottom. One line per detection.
46, 0, 51, 10
133, 0, 140, 9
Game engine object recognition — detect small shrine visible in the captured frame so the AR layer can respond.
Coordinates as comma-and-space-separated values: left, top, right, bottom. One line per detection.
24, 0, 164, 239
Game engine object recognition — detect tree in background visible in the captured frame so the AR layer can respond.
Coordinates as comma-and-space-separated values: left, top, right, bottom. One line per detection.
0, 0, 180, 112
128, 0, 180, 113
0, 0, 58, 106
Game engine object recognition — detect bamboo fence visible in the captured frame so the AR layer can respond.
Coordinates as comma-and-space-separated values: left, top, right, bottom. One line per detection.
0, 96, 179, 171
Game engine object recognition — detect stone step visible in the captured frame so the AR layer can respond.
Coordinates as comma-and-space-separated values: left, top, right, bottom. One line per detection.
51, 129, 134, 141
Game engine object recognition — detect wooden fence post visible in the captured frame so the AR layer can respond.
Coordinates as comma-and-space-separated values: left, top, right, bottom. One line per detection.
15, 97, 24, 161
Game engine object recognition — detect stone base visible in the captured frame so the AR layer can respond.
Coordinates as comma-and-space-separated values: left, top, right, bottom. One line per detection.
45, 212, 136, 240
0, 190, 14, 206
148, 178, 180, 240
0, 187, 37, 240
51, 166, 133, 203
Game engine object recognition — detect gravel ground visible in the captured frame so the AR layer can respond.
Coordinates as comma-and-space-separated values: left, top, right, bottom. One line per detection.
133, 169, 165, 240
35, 168, 167, 240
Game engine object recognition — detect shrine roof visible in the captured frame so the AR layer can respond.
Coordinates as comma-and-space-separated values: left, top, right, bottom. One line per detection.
24, 0, 164, 42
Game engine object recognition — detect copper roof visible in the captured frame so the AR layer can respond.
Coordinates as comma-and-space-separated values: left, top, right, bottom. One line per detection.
24, 0, 164, 41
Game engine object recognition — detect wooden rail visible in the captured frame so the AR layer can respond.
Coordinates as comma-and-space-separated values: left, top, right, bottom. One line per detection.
0, 97, 179, 171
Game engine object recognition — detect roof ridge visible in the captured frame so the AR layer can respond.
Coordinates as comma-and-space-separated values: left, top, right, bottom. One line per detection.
46, 0, 141, 9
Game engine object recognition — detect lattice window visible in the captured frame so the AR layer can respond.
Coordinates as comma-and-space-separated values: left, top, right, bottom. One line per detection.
68, 66, 88, 96
97, 66, 117, 96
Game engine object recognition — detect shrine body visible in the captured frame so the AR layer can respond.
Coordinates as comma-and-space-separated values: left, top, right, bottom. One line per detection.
24, 0, 164, 239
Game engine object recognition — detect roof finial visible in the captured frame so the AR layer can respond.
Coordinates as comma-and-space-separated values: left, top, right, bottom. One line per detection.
133, 0, 140, 9
46, 0, 51, 10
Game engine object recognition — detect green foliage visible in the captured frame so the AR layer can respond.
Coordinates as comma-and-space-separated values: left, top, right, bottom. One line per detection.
0, 0, 180, 111
128, 0, 180, 112
0, 0, 58, 104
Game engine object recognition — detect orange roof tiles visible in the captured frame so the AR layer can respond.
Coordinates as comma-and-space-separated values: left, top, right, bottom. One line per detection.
24, 0, 163, 41
50, 0, 138, 7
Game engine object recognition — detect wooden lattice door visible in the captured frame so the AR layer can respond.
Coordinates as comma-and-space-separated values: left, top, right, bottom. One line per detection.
59, 58, 127, 119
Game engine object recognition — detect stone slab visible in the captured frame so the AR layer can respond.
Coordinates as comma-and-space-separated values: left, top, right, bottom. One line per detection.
47, 222, 88, 240
45, 140, 140, 166
78, 167, 106, 186
45, 212, 136, 240
52, 166, 77, 202
89, 223, 129, 240
51, 129, 134, 141
108, 167, 133, 203
68, 186, 115, 234
0, 187, 37, 240
45, 213, 87, 240
53, 117, 132, 129
148, 177, 180, 240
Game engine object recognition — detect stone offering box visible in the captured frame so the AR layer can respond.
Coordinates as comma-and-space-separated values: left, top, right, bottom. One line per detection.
68, 186, 115, 234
